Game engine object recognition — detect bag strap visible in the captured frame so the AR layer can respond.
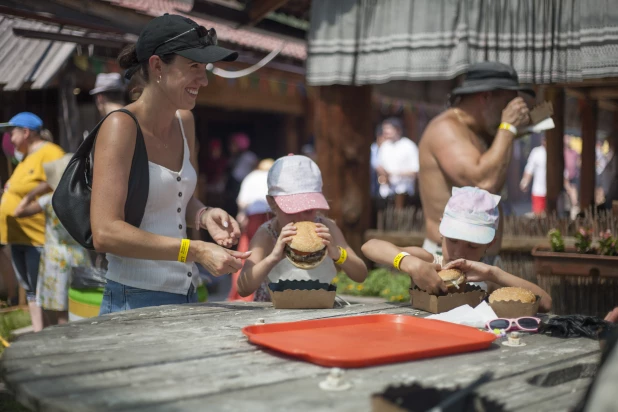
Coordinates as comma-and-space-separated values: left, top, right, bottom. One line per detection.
83, 108, 145, 185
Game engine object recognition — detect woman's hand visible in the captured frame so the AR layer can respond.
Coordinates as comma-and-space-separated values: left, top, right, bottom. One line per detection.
202, 208, 241, 248
442, 259, 494, 283
315, 223, 339, 260
194, 242, 251, 277
269, 222, 296, 262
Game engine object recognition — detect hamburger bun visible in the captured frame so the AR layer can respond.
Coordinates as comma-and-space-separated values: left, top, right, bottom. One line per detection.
437, 268, 467, 293
285, 221, 327, 269
489, 287, 536, 304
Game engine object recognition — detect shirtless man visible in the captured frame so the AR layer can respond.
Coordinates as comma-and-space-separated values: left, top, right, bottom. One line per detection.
419, 62, 533, 256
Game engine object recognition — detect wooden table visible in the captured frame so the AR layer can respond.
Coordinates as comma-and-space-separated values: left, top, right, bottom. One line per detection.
1, 302, 601, 411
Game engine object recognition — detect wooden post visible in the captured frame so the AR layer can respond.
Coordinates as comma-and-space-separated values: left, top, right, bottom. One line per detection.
402, 106, 418, 143
580, 98, 598, 211
314, 85, 373, 256
544, 87, 565, 214
284, 115, 300, 155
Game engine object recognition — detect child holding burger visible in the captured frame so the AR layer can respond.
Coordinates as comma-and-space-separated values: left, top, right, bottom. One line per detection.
362, 186, 552, 312
237, 155, 367, 301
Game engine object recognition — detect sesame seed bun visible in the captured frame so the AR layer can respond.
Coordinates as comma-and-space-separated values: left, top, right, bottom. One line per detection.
438, 268, 466, 293
285, 221, 327, 269
288, 221, 324, 252
489, 287, 536, 304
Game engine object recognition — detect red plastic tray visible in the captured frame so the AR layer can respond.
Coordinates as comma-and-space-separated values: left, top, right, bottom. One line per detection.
242, 314, 496, 368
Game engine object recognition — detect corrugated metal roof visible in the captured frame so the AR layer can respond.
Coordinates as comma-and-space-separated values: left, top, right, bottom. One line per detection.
104, 0, 307, 60
0, 15, 75, 91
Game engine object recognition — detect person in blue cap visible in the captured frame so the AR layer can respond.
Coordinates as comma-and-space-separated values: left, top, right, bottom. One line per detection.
0, 112, 65, 331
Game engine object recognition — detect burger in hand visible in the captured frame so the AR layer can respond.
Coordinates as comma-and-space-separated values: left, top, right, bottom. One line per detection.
437, 268, 467, 294
285, 221, 327, 269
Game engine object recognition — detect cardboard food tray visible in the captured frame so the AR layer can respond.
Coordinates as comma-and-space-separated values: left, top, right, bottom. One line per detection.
410, 285, 486, 314
489, 295, 540, 318
529, 101, 553, 125
242, 314, 496, 368
268, 280, 336, 309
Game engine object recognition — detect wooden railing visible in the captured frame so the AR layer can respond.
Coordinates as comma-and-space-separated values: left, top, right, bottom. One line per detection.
364, 230, 577, 252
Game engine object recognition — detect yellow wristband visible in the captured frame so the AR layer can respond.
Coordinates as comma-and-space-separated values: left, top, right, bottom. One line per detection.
178, 239, 190, 263
499, 122, 517, 136
393, 252, 410, 271
334, 246, 347, 265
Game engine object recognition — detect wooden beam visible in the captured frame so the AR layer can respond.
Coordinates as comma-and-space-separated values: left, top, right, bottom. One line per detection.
599, 100, 618, 112
545, 87, 565, 214
246, 0, 290, 25
0, 4, 126, 34
12, 28, 127, 49
565, 88, 587, 99
195, 77, 303, 115
580, 98, 598, 210
189, 1, 306, 40
315, 85, 373, 256
565, 88, 618, 109
49, 0, 152, 35
588, 88, 618, 100
557, 77, 618, 88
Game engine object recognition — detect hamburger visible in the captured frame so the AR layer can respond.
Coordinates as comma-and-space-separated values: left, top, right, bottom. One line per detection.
438, 268, 467, 293
285, 221, 327, 269
489, 287, 536, 304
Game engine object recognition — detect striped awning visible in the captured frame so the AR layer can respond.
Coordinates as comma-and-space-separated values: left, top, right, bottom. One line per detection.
0, 16, 76, 91
306, 0, 618, 86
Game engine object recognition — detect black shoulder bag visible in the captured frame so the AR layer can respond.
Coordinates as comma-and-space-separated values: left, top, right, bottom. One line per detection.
52, 109, 149, 250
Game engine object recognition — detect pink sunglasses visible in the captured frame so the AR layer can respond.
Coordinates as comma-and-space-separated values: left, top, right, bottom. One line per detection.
486, 317, 541, 332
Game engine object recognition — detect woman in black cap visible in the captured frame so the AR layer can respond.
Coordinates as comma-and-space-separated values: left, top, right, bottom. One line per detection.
90, 14, 248, 313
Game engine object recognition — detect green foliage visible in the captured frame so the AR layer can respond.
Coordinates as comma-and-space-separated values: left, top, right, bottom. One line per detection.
597, 229, 618, 256
333, 268, 411, 302
0, 310, 32, 355
548, 229, 565, 252
575, 227, 594, 254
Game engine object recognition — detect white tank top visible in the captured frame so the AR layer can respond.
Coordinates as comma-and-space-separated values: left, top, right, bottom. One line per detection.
106, 112, 198, 294
263, 219, 337, 284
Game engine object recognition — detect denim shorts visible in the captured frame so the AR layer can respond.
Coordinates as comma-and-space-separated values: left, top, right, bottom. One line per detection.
11, 245, 43, 302
99, 279, 198, 315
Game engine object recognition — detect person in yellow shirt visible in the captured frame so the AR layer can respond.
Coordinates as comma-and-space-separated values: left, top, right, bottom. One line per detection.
0, 112, 65, 331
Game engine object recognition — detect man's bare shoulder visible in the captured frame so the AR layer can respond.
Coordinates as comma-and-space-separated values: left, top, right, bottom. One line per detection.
420, 110, 462, 149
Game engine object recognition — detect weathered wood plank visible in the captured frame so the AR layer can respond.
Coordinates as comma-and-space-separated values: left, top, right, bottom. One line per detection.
116, 347, 598, 412
16, 335, 600, 411
1, 302, 601, 412
1, 304, 413, 382
2, 303, 409, 363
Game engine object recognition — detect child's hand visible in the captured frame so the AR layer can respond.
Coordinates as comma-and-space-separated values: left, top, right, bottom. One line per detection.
400, 258, 447, 295
314, 223, 340, 260
442, 259, 493, 283
270, 222, 297, 262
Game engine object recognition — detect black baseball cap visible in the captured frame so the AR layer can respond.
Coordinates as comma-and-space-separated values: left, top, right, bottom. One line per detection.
451, 61, 535, 97
125, 14, 238, 79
